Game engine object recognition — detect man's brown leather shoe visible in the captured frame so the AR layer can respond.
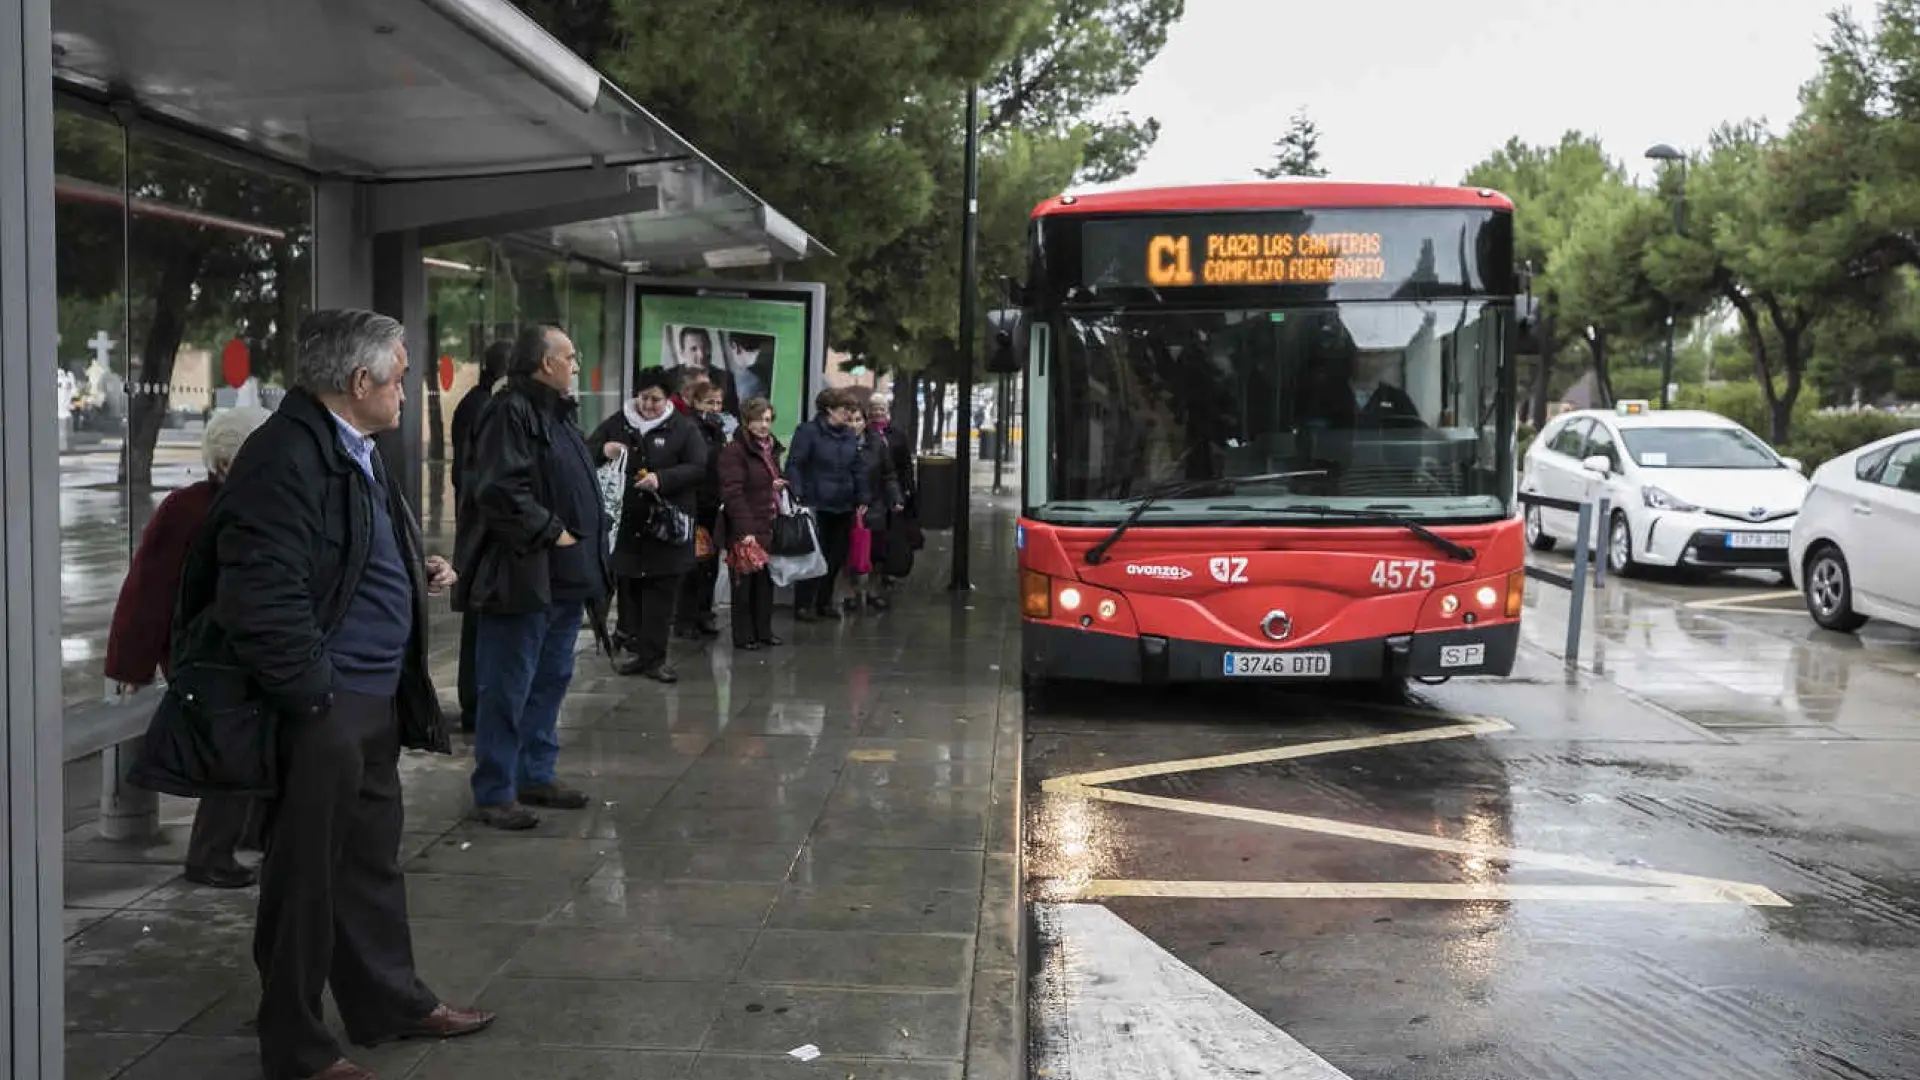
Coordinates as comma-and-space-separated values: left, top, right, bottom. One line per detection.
390, 1003, 496, 1041
302, 1060, 375, 1080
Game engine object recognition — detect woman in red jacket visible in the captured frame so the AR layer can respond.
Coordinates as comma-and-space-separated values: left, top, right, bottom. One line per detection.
105, 405, 271, 888
716, 397, 787, 650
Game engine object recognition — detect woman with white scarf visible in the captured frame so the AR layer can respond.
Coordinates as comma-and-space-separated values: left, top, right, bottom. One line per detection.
588, 368, 709, 683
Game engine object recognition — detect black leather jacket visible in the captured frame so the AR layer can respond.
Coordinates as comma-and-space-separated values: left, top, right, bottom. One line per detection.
165, 387, 449, 754
453, 376, 612, 614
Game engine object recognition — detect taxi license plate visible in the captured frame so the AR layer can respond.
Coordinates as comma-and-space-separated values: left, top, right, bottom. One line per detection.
1726, 532, 1789, 550
1223, 651, 1331, 678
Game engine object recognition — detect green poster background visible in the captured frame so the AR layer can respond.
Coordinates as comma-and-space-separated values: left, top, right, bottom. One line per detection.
635, 293, 809, 446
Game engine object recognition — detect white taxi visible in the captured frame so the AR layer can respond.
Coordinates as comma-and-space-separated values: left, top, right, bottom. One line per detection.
1521, 402, 1808, 577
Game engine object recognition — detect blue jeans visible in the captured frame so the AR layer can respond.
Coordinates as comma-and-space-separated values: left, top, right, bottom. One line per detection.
470, 601, 582, 807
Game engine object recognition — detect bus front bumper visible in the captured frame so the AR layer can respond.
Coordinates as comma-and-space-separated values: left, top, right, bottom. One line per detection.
1021, 621, 1520, 684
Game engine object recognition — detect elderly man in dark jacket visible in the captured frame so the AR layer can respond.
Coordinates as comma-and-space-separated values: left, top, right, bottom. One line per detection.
588, 367, 708, 682
156, 309, 489, 1080
455, 324, 610, 832
785, 388, 869, 619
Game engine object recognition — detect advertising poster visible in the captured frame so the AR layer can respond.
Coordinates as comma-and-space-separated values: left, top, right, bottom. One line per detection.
635, 293, 808, 445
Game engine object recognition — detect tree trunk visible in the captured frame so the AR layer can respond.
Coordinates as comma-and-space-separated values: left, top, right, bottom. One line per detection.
1766, 301, 1810, 445
1722, 277, 1786, 441
895, 368, 920, 451
1586, 332, 1615, 409
120, 247, 205, 489
922, 380, 947, 451
1531, 313, 1557, 427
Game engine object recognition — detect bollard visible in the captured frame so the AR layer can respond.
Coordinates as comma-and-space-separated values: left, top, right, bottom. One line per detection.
97, 742, 161, 842
1565, 501, 1593, 670
1593, 496, 1610, 590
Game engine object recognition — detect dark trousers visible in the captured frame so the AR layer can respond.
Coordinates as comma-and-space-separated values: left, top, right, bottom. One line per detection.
731, 569, 775, 646
618, 573, 681, 669
255, 690, 437, 1080
457, 611, 478, 729
794, 510, 854, 613
185, 795, 257, 873
676, 557, 720, 632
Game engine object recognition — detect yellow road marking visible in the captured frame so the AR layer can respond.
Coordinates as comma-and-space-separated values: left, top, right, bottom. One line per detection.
847, 749, 898, 762
1064, 880, 1761, 903
1040, 705, 1790, 908
1684, 589, 1803, 613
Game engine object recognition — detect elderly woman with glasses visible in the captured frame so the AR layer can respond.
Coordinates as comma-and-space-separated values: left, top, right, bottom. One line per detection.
105, 404, 273, 888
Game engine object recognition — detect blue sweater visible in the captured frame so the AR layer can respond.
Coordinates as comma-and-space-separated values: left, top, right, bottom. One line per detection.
329, 467, 413, 697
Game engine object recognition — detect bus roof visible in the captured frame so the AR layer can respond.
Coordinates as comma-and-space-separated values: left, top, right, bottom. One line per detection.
1031, 180, 1515, 219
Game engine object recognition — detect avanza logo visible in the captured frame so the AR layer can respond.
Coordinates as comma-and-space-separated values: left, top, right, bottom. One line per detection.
1126, 564, 1193, 580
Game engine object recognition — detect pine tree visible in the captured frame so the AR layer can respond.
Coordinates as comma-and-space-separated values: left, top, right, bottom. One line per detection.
1255, 110, 1328, 179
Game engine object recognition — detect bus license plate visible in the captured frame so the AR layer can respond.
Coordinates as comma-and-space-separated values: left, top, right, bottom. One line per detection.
1223, 651, 1331, 678
1440, 643, 1485, 668
1726, 532, 1789, 550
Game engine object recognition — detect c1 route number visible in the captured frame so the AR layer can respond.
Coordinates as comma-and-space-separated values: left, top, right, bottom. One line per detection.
1370, 558, 1435, 591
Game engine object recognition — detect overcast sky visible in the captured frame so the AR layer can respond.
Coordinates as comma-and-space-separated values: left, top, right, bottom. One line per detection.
1090, 0, 1866, 192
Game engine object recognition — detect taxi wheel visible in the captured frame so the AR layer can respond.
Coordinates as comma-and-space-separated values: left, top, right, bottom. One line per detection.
1804, 545, 1867, 633
1606, 512, 1640, 578
1524, 505, 1556, 551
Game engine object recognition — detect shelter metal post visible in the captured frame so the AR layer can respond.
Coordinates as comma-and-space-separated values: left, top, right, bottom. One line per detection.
1, 0, 69, 1069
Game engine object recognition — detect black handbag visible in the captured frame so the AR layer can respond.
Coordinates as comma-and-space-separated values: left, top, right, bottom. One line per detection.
127, 662, 280, 800
639, 491, 695, 546
770, 496, 818, 557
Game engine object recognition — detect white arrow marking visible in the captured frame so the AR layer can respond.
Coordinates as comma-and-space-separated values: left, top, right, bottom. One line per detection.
1032, 902, 1354, 1080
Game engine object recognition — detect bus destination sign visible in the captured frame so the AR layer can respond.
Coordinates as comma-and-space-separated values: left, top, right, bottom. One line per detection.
1146, 230, 1387, 286
1072, 208, 1505, 295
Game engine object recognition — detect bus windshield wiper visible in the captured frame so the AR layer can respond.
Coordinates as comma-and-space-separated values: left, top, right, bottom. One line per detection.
1083, 471, 1328, 565
1282, 505, 1477, 562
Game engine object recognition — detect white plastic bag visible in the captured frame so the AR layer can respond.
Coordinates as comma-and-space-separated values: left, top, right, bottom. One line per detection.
596, 449, 626, 553
768, 512, 828, 587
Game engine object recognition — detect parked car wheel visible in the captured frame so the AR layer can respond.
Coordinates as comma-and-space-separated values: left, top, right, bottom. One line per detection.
1525, 505, 1556, 552
1606, 512, 1639, 577
1803, 545, 1867, 633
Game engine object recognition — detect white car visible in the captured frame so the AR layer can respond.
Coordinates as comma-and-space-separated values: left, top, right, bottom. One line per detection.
1789, 428, 1920, 632
1521, 404, 1809, 578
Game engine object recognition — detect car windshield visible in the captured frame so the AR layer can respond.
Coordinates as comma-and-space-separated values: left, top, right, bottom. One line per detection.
1620, 426, 1780, 470
1028, 300, 1513, 524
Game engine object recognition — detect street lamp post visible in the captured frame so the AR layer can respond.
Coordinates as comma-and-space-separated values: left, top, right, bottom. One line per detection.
1645, 143, 1688, 409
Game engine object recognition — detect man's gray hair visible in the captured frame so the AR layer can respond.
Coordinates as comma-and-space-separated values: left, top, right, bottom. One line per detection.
293, 309, 406, 394
202, 404, 272, 475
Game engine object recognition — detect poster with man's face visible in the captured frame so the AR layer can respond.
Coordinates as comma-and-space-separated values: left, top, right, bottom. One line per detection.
661, 324, 776, 414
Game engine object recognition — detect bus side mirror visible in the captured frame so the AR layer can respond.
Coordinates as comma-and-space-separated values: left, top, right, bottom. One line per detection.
986, 329, 1020, 374
985, 309, 1025, 374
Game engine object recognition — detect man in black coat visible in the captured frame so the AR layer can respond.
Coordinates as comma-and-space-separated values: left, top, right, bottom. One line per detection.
163, 309, 491, 1080
454, 325, 611, 832
588, 367, 708, 682
448, 339, 510, 733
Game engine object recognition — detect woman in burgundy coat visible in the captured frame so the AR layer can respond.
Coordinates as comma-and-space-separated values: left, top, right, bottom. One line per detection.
105, 405, 271, 889
716, 397, 787, 650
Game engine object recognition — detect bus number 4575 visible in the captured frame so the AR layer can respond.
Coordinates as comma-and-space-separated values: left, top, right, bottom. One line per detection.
1370, 559, 1435, 591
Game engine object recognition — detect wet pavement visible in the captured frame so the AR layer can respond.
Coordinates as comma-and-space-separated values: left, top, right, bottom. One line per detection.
1026, 562, 1920, 1078
63, 477, 1025, 1080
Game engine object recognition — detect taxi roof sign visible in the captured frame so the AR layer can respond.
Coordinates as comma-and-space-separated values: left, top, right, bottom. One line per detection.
1615, 399, 1651, 416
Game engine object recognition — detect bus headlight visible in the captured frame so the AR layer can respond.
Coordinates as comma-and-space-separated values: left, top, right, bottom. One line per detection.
1476, 586, 1499, 609
1440, 595, 1460, 616
1097, 599, 1118, 620
1058, 587, 1084, 612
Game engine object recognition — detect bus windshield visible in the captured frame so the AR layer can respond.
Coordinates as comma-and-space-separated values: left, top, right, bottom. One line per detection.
1031, 300, 1512, 524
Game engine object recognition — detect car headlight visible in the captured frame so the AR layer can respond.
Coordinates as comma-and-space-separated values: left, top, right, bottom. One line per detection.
1642, 486, 1699, 512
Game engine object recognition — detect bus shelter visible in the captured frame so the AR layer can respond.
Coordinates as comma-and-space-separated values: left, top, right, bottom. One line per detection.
1, 0, 826, 1070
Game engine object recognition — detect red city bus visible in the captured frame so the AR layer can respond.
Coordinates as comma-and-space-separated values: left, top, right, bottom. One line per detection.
1008, 181, 1527, 690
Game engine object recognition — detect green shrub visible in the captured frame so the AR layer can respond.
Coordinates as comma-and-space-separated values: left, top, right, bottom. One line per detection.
1670, 382, 1816, 438
1778, 411, 1920, 474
